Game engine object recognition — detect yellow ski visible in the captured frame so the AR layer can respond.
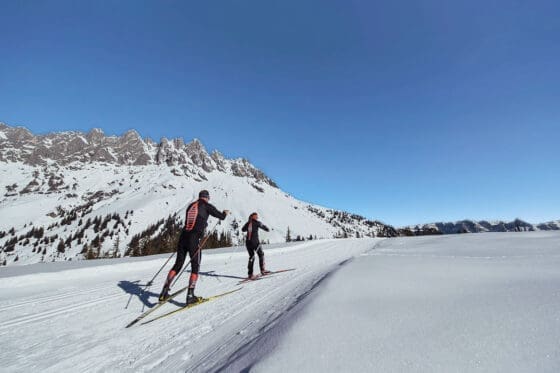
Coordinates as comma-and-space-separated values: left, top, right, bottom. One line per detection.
140, 287, 242, 325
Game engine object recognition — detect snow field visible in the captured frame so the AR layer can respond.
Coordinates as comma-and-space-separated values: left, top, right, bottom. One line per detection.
0, 238, 378, 372
2, 232, 559, 372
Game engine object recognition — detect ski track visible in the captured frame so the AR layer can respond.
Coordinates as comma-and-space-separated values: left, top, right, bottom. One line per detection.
149, 240, 375, 372
0, 239, 379, 372
0, 292, 123, 331
202, 262, 345, 372
127, 241, 334, 371
0, 283, 116, 311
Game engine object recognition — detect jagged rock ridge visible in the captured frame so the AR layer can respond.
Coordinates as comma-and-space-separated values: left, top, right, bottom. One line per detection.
0, 123, 277, 187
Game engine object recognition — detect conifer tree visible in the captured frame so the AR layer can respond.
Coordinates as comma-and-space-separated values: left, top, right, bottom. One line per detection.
57, 239, 65, 253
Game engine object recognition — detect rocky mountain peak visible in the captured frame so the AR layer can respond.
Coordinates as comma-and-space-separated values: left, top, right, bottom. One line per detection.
0, 123, 277, 187
87, 128, 105, 144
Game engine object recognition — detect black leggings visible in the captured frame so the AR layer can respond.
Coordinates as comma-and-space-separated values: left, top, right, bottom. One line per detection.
246, 241, 264, 276
171, 230, 203, 274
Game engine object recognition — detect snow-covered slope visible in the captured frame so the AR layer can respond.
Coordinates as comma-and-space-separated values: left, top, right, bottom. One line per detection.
0, 123, 393, 266
0, 238, 379, 372
253, 232, 560, 372
1, 232, 559, 372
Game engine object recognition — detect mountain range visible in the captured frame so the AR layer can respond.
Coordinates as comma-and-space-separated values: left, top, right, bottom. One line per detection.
1, 122, 558, 266
399, 219, 560, 236
0, 123, 394, 266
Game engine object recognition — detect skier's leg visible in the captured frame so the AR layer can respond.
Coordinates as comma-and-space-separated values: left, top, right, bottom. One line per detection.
169, 231, 189, 281
187, 232, 202, 290
160, 231, 187, 300
187, 232, 203, 304
257, 245, 267, 274
247, 243, 256, 277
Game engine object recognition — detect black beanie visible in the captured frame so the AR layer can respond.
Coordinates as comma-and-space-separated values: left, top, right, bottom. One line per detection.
199, 190, 210, 199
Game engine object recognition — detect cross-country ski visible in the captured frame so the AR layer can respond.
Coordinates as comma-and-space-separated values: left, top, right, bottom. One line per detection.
141, 287, 242, 325
237, 268, 296, 285
125, 285, 189, 328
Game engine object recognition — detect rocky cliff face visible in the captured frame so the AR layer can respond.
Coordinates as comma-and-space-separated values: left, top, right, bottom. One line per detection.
0, 123, 276, 187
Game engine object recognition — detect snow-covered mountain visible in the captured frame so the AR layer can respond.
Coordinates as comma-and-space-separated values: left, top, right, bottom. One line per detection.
399, 218, 560, 235
0, 123, 276, 185
0, 123, 394, 266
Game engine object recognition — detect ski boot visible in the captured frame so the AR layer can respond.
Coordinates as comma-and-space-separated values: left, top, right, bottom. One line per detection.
158, 285, 170, 303
261, 269, 271, 276
186, 288, 202, 306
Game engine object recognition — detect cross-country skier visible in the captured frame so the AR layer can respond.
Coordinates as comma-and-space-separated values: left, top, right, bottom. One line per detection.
159, 190, 229, 305
241, 212, 270, 279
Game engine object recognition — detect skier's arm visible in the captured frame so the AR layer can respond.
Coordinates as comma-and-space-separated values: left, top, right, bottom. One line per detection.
207, 203, 228, 220
241, 222, 248, 232
258, 222, 270, 232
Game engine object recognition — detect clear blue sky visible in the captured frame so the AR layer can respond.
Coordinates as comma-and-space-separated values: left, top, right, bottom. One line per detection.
1, 1, 559, 226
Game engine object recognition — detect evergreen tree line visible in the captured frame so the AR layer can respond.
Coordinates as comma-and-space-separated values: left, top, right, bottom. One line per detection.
126, 216, 176, 257
285, 226, 317, 242
0, 211, 132, 261
126, 214, 234, 258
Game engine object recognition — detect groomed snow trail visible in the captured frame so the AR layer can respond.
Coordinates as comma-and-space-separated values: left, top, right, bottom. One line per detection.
253, 232, 560, 372
0, 238, 378, 372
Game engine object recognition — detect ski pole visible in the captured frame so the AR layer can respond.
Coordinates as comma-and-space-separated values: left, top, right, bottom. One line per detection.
144, 251, 175, 287
139, 206, 192, 288
130, 251, 176, 311
171, 218, 222, 288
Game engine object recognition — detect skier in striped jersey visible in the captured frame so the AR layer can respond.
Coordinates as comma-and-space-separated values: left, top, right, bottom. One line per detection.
159, 190, 229, 305
241, 212, 270, 279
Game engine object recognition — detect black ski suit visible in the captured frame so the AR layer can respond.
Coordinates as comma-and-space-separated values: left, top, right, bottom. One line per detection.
167, 199, 227, 288
241, 219, 269, 276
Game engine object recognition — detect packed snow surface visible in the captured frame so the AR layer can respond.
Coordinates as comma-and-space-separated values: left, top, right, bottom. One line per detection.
254, 232, 560, 373
1, 232, 560, 372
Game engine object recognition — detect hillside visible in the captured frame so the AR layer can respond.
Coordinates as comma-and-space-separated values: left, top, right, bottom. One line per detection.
0, 123, 394, 266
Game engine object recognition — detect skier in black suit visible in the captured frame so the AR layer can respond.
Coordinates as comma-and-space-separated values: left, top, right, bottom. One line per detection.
159, 190, 229, 305
241, 212, 270, 279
